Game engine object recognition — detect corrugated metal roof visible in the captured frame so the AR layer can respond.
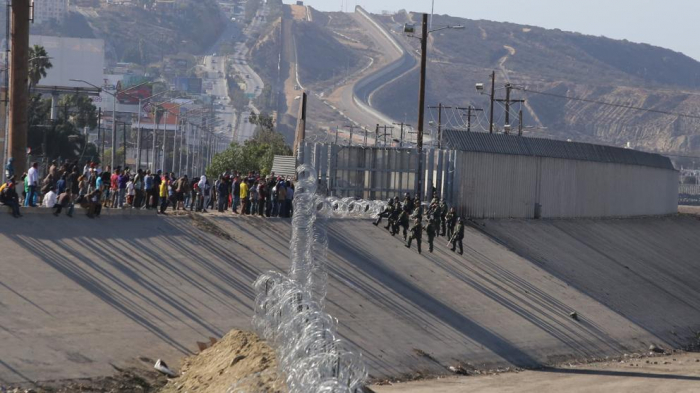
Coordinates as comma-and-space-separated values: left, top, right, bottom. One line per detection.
442, 131, 675, 170
271, 155, 297, 178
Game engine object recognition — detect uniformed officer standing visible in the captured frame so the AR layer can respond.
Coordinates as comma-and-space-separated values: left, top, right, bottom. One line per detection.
450, 217, 465, 255
398, 209, 410, 240
406, 217, 423, 254
446, 207, 457, 239
439, 199, 448, 236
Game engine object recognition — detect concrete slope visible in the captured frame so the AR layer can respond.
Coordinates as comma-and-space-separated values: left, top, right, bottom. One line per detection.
479, 216, 700, 349
2, 214, 700, 385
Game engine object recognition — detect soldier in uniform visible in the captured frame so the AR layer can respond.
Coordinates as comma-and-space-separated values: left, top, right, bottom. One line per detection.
389, 198, 402, 234
446, 207, 457, 239
439, 199, 448, 236
450, 217, 465, 255
411, 196, 423, 220
403, 192, 414, 213
398, 209, 410, 240
405, 217, 423, 254
424, 219, 436, 253
373, 198, 394, 227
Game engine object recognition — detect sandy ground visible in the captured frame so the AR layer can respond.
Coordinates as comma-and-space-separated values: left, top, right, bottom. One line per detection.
372, 352, 700, 393
679, 205, 700, 215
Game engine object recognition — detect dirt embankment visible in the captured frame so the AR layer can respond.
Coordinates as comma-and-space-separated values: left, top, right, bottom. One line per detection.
160, 330, 286, 393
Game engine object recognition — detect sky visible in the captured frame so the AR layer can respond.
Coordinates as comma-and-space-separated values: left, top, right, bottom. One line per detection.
289, 0, 700, 61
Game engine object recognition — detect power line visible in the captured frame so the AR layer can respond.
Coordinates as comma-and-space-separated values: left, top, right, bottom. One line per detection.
512, 86, 700, 121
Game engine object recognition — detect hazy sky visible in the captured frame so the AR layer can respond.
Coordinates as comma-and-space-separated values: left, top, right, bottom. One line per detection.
288, 0, 700, 61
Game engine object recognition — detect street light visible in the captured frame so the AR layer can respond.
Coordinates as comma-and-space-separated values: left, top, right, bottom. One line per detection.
70, 78, 151, 169
136, 88, 170, 171
406, 14, 463, 198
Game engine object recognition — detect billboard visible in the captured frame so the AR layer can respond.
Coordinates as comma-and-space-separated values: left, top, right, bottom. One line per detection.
29, 35, 105, 89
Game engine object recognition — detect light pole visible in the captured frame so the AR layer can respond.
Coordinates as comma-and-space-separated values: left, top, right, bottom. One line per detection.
136, 88, 169, 171
71, 79, 150, 169
406, 14, 463, 197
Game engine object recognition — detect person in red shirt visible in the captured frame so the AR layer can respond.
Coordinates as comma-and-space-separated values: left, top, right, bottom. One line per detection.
110, 168, 120, 208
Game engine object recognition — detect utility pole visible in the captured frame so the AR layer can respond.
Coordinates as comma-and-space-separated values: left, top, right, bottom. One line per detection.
374, 124, 379, 147
122, 122, 127, 168
8, 0, 30, 176
381, 125, 394, 146
335, 125, 339, 145
489, 71, 495, 133
393, 122, 410, 148
459, 106, 483, 132
416, 13, 428, 197
344, 125, 356, 146
428, 103, 452, 148
495, 83, 525, 134
519, 109, 523, 136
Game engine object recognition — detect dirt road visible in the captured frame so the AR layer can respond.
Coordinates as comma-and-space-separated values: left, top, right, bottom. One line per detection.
373, 352, 700, 393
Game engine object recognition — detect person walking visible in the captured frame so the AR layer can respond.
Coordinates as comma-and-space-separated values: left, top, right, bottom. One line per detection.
285, 180, 294, 217
217, 175, 229, 212
439, 199, 448, 236
405, 217, 423, 254
450, 217, 465, 255
239, 177, 249, 215
249, 180, 258, 215
398, 209, 410, 241
197, 175, 208, 213
25, 162, 39, 207
446, 207, 457, 240
231, 176, 240, 214
373, 198, 393, 226
87, 189, 102, 218
276, 180, 287, 217
117, 170, 128, 208
159, 175, 169, 214
424, 219, 436, 253
4, 157, 14, 180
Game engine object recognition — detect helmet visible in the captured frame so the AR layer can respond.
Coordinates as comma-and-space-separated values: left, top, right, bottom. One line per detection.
394, 196, 400, 201
404, 192, 410, 198
388, 198, 393, 204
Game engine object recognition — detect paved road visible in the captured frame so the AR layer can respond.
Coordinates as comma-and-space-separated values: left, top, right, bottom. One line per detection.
2, 213, 700, 385
374, 352, 700, 393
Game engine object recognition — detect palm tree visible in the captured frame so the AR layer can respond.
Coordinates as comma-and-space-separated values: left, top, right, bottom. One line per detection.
28, 45, 53, 88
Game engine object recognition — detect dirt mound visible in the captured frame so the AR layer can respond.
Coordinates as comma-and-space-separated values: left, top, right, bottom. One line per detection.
160, 330, 286, 393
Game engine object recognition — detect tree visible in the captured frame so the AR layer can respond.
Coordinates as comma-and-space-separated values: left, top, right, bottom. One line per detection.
28, 93, 100, 164
206, 118, 292, 178
28, 45, 53, 88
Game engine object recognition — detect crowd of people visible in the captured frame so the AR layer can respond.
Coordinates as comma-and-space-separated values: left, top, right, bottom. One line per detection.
0, 158, 296, 219
373, 192, 465, 255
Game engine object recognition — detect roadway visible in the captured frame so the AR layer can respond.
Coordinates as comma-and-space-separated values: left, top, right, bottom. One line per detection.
200, 0, 268, 144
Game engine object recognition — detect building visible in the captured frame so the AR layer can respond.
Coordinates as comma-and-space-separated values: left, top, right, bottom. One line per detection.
442, 131, 678, 219
33, 0, 69, 25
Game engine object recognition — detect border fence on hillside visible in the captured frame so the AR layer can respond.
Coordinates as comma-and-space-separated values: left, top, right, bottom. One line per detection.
679, 184, 700, 205
299, 142, 456, 204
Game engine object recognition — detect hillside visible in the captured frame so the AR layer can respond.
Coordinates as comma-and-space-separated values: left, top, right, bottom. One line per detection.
272, 9, 700, 157
63, 1, 226, 65
366, 12, 700, 156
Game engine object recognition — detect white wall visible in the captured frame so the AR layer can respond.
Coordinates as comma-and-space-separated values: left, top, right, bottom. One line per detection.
452, 151, 679, 219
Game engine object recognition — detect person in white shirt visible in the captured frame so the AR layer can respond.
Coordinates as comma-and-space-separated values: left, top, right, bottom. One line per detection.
126, 179, 135, 206
42, 187, 57, 209
26, 162, 39, 207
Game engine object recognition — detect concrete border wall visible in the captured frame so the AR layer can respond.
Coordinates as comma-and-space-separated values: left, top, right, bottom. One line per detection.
452, 151, 679, 219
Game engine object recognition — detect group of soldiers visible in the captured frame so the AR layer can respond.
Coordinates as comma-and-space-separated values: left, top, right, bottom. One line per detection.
373, 193, 465, 255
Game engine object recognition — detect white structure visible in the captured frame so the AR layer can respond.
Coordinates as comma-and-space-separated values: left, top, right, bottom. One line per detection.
32, 0, 69, 25
29, 35, 104, 89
